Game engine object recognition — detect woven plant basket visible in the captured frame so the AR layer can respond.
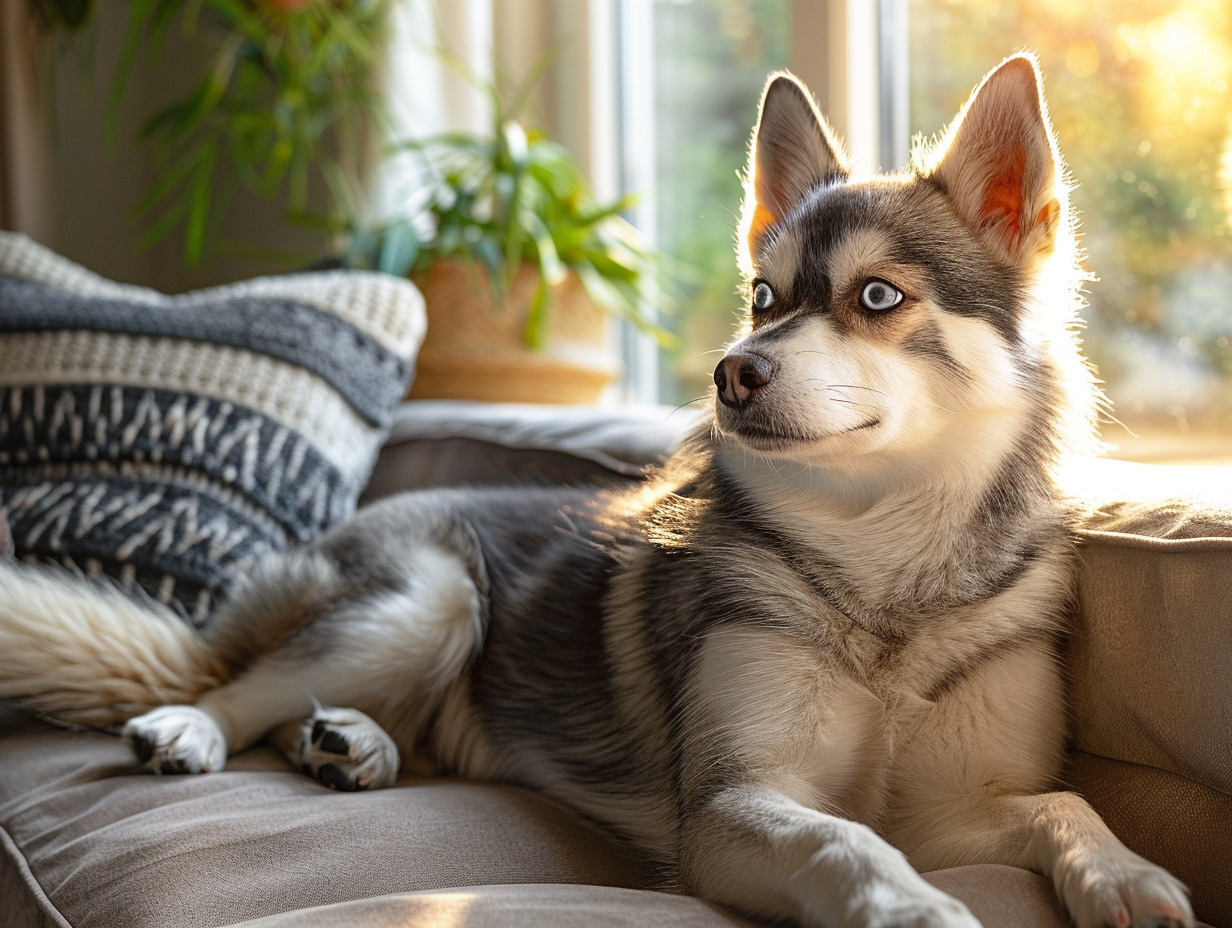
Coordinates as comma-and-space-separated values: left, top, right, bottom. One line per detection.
408, 259, 621, 404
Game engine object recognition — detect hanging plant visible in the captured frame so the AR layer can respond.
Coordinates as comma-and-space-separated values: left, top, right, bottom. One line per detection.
110, 0, 390, 265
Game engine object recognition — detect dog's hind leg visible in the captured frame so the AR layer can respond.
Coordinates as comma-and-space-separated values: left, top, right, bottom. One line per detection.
124, 525, 486, 785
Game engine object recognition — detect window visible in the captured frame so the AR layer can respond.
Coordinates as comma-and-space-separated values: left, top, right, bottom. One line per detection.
620, 1, 1232, 462
617, 0, 791, 407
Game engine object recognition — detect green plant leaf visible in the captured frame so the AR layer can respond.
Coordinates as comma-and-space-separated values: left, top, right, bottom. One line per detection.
524, 212, 565, 287
581, 248, 641, 283
183, 145, 216, 265
470, 233, 504, 280
377, 221, 420, 277
113, 0, 391, 266
202, 0, 269, 45
573, 258, 634, 318
138, 36, 242, 145
135, 190, 191, 253
500, 120, 530, 172
133, 143, 208, 215
105, 0, 164, 146
572, 194, 639, 228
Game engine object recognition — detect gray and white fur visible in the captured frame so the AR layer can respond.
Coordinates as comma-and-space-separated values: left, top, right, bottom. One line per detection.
0, 55, 1195, 928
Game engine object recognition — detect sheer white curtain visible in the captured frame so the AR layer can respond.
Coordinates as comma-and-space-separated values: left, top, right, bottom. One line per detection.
369, 0, 611, 224
369, 0, 497, 224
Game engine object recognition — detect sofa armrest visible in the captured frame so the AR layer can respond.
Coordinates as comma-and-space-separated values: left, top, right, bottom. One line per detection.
1062, 459, 1232, 925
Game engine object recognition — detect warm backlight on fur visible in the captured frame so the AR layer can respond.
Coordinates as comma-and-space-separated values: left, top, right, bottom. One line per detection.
979, 146, 1027, 241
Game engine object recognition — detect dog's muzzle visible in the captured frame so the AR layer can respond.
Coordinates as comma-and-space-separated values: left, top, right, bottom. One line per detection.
714, 351, 774, 408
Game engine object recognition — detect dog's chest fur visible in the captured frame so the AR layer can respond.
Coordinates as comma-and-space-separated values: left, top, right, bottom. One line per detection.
448, 450, 1074, 859
413, 395, 1075, 867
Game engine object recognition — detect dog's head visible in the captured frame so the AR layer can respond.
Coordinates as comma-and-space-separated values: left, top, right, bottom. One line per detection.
713, 55, 1097, 483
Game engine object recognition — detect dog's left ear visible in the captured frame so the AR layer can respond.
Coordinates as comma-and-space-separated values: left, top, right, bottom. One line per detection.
923, 54, 1063, 272
739, 72, 849, 274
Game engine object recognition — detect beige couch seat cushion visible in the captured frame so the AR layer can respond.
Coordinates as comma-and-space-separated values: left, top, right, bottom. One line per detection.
0, 710, 643, 928
221, 870, 1075, 928
3, 709, 1088, 928
225, 884, 762, 928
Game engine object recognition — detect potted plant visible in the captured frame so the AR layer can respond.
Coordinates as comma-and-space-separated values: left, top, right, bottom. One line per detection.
345, 85, 669, 404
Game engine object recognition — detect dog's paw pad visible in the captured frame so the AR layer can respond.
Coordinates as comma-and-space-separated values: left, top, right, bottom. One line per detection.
129, 731, 157, 764
316, 762, 360, 791
317, 728, 351, 755
122, 706, 227, 776
296, 705, 399, 791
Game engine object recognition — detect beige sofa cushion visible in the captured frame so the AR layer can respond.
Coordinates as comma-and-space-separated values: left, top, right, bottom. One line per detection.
0, 710, 1083, 928
0, 710, 642, 928
220, 871, 1076, 928
226, 884, 762, 928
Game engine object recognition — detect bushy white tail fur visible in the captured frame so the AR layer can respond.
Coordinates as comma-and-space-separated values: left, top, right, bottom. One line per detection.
0, 564, 227, 728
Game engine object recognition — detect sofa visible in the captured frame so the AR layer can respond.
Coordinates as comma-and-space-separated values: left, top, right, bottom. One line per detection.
0, 231, 1229, 927
0, 399, 1229, 928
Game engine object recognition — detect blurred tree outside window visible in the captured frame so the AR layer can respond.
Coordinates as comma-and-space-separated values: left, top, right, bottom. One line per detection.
910, 0, 1231, 462
644, 0, 790, 407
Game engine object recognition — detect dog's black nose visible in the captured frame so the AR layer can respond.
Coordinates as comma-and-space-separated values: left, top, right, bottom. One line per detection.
714, 352, 774, 408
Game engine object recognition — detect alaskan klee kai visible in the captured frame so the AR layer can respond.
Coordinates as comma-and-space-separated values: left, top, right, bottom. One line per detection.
0, 55, 1195, 928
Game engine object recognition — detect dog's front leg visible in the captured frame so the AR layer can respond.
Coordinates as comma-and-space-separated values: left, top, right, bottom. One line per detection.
900, 789, 1194, 928
678, 782, 982, 928
1017, 790, 1194, 928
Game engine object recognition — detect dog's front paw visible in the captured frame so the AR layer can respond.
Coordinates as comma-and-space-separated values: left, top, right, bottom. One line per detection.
1062, 849, 1193, 928
294, 704, 399, 791
123, 705, 227, 775
850, 884, 982, 928
798, 843, 983, 928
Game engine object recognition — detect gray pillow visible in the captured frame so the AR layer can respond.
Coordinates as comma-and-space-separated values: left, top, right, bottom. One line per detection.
0, 233, 425, 624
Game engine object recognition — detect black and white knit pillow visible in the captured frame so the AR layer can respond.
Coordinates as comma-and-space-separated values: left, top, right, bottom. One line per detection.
0, 233, 425, 624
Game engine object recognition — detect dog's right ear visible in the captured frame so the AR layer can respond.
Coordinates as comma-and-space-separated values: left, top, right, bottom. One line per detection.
739, 72, 848, 274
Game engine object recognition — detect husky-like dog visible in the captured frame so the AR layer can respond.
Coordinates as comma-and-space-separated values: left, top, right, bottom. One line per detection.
0, 56, 1195, 928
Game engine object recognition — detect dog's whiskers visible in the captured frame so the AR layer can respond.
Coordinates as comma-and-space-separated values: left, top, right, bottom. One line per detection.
670, 397, 709, 417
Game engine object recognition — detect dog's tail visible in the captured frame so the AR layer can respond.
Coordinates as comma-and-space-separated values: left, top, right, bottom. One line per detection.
0, 563, 229, 729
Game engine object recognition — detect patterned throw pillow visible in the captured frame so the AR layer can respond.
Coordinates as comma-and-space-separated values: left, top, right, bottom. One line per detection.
0, 233, 425, 624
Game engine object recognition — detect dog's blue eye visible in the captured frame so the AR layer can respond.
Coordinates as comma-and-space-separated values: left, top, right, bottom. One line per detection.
860, 279, 904, 312
752, 281, 774, 312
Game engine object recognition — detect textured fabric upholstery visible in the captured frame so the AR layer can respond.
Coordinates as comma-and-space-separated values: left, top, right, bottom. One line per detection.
220, 876, 1074, 928
0, 710, 646, 928
0, 234, 425, 622
224, 885, 763, 928
1060, 458, 1232, 926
